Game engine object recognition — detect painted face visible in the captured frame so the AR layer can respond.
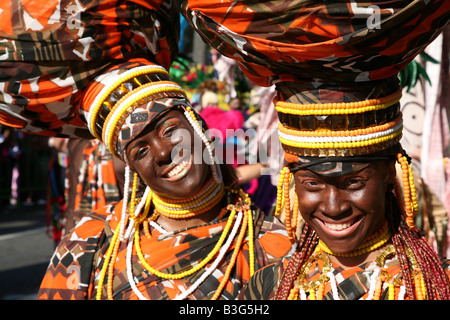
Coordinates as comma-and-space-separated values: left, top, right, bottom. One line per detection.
125, 110, 211, 199
293, 161, 395, 254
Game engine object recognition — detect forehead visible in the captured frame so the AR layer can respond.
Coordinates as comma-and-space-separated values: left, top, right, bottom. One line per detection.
153, 109, 186, 126
292, 160, 372, 177
294, 164, 373, 178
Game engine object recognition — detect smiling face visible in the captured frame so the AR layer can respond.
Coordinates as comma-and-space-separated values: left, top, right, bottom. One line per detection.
125, 109, 211, 199
293, 160, 396, 254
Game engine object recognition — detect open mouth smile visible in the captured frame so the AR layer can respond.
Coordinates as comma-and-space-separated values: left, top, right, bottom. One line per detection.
164, 159, 192, 181
323, 221, 353, 231
318, 216, 363, 237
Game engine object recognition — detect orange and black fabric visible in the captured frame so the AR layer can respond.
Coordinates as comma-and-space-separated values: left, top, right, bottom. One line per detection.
179, 0, 449, 100
73, 140, 122, 225
239, 254, 450, 300
37, 200, 294, 300
178, 0, 449, 161
0, 0, 179, 138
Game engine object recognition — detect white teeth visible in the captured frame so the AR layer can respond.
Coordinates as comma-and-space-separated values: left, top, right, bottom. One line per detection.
324, 222, 352, 231
167, 161, 189, 177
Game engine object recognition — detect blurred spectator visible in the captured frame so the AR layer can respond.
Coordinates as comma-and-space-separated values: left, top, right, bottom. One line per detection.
0, 125, 20, 207
17, 134, 50, 206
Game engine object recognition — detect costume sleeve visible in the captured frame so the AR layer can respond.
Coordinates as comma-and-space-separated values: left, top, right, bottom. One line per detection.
37, 216, 106, 300
239, 260, 287, 300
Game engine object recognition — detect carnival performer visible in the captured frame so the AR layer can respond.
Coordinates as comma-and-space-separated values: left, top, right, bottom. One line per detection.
177, 0, 450, 299
37, 59, 293, 300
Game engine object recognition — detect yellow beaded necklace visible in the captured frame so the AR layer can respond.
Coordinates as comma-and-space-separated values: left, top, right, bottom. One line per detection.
286, 222, 427, 300
152, 177, 225, 219
95, 173, 256, 300
318, 221, 391, 257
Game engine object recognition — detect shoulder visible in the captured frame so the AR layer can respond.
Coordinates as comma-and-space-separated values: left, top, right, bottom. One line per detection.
53, 200, 121, 259
239, 256, 291, 300
255, 213, 296, 260
66, 201, 119, 242
38, 201, 121, 299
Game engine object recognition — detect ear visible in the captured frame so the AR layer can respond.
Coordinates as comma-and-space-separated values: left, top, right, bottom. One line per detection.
384, 160, 397, 190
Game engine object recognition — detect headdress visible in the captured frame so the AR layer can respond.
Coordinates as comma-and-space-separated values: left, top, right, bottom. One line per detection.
0, 0, 180, 138
179, 0, 450, 300
180, 0, 449, 240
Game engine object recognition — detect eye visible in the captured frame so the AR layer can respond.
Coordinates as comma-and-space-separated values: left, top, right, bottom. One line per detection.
342, 177, 366, 190
129, 145, 148, 161
301, 179, 325, 191
136, 147, 148, 158
158, 118, 181, 138
162, 125, 176, 137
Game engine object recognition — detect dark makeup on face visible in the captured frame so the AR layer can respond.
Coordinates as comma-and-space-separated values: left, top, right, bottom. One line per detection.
126, 110, 211, 199
293, 160, 396, 254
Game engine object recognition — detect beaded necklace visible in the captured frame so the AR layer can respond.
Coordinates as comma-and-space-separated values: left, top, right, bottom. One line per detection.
152, 177, 225, 219
318, 221, 390, 257
95, 172, 256, 300
287, 236, 427, 300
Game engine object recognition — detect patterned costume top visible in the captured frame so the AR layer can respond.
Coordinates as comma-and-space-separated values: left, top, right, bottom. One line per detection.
0, 0, 179, 138
240, 251, 450, 300
38, 199, 294, 300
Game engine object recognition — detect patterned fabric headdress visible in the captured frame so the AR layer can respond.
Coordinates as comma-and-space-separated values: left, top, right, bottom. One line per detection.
180, 0, 449, 237
81, 58, 188, 160
0, 0, 179, 138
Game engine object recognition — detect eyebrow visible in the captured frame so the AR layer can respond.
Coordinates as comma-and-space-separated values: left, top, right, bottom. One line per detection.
155, 116, 177, 131
295, 170, 320, 178
127, 115, 179, 152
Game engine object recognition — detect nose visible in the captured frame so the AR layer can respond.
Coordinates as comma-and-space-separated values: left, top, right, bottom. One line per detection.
318, 185, 351, 217
149, 138, 173, 165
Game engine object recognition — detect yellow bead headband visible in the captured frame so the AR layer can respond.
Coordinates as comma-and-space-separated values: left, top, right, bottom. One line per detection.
275, 89, 402, 115
278, 117, 403, 152
275, 90, 403, 157
87, 65, 170, 140
102, 81, 186, 157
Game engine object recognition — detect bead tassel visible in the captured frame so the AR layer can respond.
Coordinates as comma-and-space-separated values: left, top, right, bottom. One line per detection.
397, 154, 419, 230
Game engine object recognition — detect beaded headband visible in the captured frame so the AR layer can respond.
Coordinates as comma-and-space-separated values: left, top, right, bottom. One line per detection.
276, 88, 403, 160
82, 61, 187, 160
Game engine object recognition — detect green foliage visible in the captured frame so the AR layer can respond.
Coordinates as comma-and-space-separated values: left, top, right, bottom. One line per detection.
399, 52, 439, 92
